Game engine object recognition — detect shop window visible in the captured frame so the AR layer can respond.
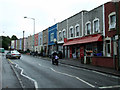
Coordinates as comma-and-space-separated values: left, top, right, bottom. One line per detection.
93, 18, 100, 33
85, 21, 91, 35
109, 12, 116, 30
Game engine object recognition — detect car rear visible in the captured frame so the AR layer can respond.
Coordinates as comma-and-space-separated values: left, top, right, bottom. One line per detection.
11, 51, 21, 59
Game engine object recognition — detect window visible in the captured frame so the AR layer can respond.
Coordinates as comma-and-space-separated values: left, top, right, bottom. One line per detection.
75, 25, 80, 37
44, 35, 46, 43
69, 26, 74, 38
50, 33, 54, 42
105, 38, 111, 57
109, 12, 116, 30
85, 22, 91, 35
40, 38, 41, 45
63, 29, 66, 39
93, 19, 99, 33
59, 31, 62, 41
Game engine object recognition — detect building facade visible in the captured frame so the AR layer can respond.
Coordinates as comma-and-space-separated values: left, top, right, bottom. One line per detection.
38, 32, 43, 53
43, 28, 48, 56
57, 19, 67, 58
48, 24, 57, 56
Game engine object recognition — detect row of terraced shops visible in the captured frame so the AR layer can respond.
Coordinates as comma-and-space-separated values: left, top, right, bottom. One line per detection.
11, 1, 120, 70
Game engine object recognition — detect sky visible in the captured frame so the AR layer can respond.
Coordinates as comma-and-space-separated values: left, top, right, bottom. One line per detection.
0, 0, 111, 39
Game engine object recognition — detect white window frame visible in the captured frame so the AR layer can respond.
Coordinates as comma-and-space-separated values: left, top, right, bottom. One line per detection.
93, 18, 100, 33
50, 33, 54, 42
44, 35, 46, 43
62, 29, 66, 39
69, 26, 74, 38
75, 24, 80, 37
85, 21, 91, 35
59, 31, 62, 41
108, 12, 116, 30
105, 37, 111, 57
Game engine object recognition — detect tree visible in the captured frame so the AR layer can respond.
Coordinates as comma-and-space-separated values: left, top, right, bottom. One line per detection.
1, 36, 11, 50
11, 35, 18, 40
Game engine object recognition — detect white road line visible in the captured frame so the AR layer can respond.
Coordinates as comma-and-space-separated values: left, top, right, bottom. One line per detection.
50, 68, 95, 88
38, 63, 95, 87
99, 85, 120, 89
60, 64, 120, 79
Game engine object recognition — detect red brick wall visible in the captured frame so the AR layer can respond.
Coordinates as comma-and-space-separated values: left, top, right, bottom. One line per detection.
105, 2, 117, 37
104, 2, 120, 57
92, 57, 115, 68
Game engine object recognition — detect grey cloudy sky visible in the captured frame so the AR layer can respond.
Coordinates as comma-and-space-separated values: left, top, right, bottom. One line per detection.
0, 0, 110, 38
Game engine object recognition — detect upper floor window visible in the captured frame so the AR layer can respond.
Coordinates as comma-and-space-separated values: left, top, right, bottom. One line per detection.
69, 26, 74, 38
63, 29, 66, 39
40, 38, 41, 45
59, 31, 62, 41
93, 18, 99, 33
109, 12, 116, 30
85, 21, 91, 35
50, 33, 54, 42
44, 35, 46, 43
75, 24, 80, 37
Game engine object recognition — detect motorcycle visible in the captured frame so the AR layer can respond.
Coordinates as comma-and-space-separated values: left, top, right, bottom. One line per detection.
52, 57, 58, 65
52, 52, 59, 65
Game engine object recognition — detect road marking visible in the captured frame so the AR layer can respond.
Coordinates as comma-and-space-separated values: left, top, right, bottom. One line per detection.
99, 85, 120, 89
60, 64, 120, 79
8, 59, 13, 64
8, 59, 38, 89
50, 68, 95, 88
38, 63, 95, 87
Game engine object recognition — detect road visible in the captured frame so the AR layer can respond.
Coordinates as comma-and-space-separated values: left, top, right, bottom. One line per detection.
2, 54, 120, 89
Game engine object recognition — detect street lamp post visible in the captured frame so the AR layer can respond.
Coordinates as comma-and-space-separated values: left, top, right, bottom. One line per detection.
23, 31, 25, 51
54, 38, 57, 51
24, 16, 35, 51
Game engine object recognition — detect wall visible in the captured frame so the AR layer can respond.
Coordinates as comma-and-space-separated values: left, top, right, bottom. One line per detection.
48, 24, 57, 45
92, 57, 115, 68
83, 5, 103, 36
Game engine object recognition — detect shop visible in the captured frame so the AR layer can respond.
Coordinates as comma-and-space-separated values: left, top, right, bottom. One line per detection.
64, 34, 103, 63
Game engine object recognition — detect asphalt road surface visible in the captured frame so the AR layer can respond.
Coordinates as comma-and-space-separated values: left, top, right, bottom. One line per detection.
2, 54, 120, 89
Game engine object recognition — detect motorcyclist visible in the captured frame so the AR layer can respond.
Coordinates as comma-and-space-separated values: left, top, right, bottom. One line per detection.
52, 51, 59, 65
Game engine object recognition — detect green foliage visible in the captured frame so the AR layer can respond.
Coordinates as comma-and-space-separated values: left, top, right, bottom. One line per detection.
11, 35, 18, 40
0, 36, 11, 50
0, 35, 18, 50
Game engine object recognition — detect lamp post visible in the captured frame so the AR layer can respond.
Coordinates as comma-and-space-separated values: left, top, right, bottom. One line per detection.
54, 38, 57, 51
23, 31, 25, 51
24, 16, 35, 51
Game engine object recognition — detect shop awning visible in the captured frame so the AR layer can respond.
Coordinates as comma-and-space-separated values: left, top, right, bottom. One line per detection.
63, 34, 102, 46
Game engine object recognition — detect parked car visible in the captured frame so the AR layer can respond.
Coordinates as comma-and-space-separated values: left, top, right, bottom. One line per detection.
0, 48, 5, 53
6, 50, 21, 59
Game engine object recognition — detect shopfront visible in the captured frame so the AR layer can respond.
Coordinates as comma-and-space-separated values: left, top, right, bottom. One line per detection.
64, 34, 103, 62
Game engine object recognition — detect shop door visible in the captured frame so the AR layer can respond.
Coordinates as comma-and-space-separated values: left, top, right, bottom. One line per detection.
80, 46, 84, 59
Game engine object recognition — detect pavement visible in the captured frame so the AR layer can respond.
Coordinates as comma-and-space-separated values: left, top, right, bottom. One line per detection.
41, 56, 120, 77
